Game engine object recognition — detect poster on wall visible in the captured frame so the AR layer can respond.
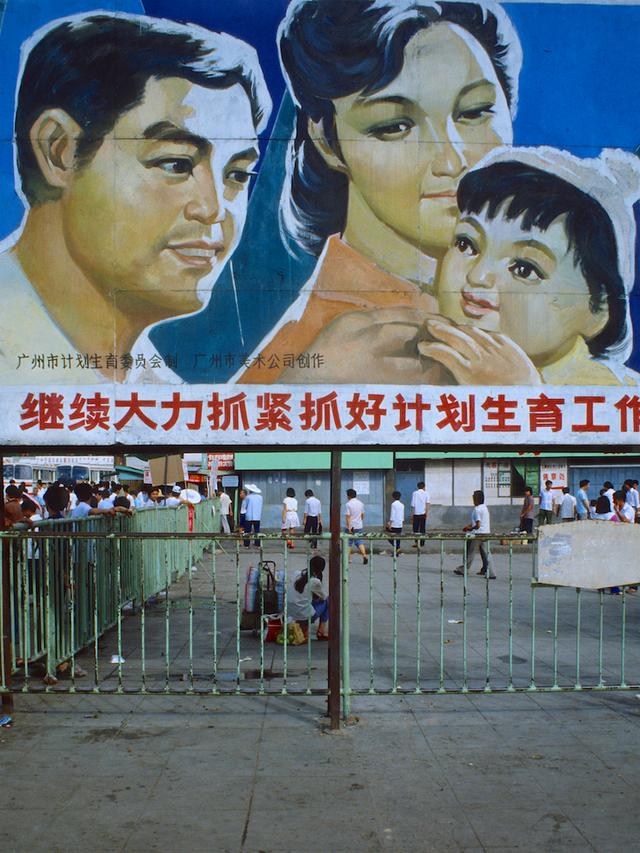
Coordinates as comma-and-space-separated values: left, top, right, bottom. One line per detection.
2, 0, 640, 447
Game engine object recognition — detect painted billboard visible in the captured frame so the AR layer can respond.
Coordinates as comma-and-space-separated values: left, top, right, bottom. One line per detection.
1, 0, 640, 446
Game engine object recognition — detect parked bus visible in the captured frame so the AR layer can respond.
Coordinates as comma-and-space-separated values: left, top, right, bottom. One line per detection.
2, 456, 115, 488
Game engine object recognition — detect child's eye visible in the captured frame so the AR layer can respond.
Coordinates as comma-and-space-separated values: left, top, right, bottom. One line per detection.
454, 234, 478, 256
509, 259, 547, 282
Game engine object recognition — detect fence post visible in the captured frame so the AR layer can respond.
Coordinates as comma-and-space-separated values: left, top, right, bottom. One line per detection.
328, 448, 342, 729
0, 455, 13, 712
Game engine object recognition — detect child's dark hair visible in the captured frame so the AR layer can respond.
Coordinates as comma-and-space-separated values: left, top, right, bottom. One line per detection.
457, 161, 629, 361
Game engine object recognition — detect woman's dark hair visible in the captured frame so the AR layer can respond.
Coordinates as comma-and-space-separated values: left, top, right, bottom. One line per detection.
457, 161, 630, 361
294, 554, 326, 593
286, 487, 296, 498
278, 0, 521, 255
603, 481, 615, 490
595, 495, 611, 515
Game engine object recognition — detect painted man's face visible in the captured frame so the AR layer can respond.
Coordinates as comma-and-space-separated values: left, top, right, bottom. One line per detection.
331, 23, 512, 257
437, 207, 607, 364
60, 77, 258, 318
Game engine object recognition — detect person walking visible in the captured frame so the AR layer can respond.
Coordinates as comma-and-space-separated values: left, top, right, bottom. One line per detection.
303, 489, 322, 549
282, 487, 300, 549
454, 490, 494, 579
238, 489, 247, 536
410, 481, 430, 547
345, 488, 368, 565
387, 490, 405, 556
576, 480, 590, 520
538, 480, 555, 525
557, 487, 577, 522
243, 484, 263, 548
218, 487, 232, 534
519, 487, 535, 535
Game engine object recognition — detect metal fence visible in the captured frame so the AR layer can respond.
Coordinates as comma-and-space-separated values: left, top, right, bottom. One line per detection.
340, 532, 640, 719
2, 526, 639, 724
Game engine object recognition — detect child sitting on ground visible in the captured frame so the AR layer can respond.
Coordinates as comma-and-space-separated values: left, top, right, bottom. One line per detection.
421, 146, 640, 386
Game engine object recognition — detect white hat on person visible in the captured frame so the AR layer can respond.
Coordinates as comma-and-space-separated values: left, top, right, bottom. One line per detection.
172, 485, 181, 494
245, 483, 262, 494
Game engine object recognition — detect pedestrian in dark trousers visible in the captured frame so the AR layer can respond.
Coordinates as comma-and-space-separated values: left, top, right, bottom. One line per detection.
410, 481, 429, 547
303, 489, 322, 548
455, 490, 494, 579
386, 491, 404, 556
538, 480, 554, 525
519, 487, 535, 535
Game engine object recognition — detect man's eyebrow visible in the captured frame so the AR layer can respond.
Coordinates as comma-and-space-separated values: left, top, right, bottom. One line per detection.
230, 146, 259, 163
142, 121, 209, 154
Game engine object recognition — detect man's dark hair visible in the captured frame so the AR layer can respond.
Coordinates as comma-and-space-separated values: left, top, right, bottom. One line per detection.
346, 488, 357, 499
457, 161, 629, 361
305, 489, 313, 497
562, 487, 570, 494
44, 484, 68, 514
603, 481, 614, 490
5, 484, 20, 499
114, 496, 130, 510
473, 490, 484, 505
613, 489, 626, 504
392, 490, 401, 500
16, 13, 271, 205
579, 479, 590, 488
524, 487, 532, 495
74, 482, 93, 503
21, 498, 38, 513
544, 480, 552, 487
417, 481, 425, 489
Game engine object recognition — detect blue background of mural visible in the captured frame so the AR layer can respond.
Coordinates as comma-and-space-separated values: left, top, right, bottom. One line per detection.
1, 0, 640, 379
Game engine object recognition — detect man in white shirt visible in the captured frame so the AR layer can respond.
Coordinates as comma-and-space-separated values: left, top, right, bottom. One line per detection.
387, 490, 405, 556
410, 481, 430, 547
303, 489, 322, 549
613, 490, 635, 523
345, 488, 368, 565
631, 480, 640, 522
538, 480, 555, 525
97, 488, 115, 510
603, 482, 616, 513
219, 488, 232, 534
243, 484, 263, 547
165, 485, 183, 508
576, 480, 590, 520
557, 488, 577, 521
455, 490, 494, 578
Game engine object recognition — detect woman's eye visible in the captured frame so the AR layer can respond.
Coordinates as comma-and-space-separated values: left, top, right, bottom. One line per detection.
367, 119, 414, 140
153, 158, 194, 176
454, 234, 478, 256
509, 259, 546, 282
226, 169, 256, 185
456, 104, 495, 122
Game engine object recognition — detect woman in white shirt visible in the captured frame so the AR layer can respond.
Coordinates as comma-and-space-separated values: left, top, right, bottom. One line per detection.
288, 555, 328, 639
282, 487, 300, 550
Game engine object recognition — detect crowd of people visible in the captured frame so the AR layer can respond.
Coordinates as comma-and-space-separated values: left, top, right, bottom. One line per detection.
2, 479, 200, 529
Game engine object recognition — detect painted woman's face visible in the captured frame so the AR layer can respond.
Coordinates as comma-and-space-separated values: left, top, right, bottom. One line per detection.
330, 23, 512, 256
437, 207, 607, 364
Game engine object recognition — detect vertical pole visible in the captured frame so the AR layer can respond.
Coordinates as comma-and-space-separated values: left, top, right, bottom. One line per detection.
328, 448, 342, 728
1, 454, 13, 712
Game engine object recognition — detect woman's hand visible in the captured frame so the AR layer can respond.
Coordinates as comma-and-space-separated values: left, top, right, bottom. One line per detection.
279, 305, 452, 384
418, 316, 542, 386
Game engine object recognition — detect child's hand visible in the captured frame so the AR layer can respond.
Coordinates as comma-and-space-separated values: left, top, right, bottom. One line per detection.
418, 317, 542, 385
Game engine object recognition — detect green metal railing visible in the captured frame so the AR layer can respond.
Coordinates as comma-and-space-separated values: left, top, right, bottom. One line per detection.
2, 526, 639, 722
339, 532, 640, 719
0, 503, 213, 685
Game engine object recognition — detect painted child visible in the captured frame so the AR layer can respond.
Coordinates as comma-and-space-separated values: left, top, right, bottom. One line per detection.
422, 147, 640, 386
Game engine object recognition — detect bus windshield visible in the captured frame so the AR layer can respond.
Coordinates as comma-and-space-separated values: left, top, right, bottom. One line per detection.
14, 464, 33, 481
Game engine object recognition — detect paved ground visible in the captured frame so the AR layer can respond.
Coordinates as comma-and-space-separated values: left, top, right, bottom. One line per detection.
2, 690, 640, 852
3, 539, 640, 851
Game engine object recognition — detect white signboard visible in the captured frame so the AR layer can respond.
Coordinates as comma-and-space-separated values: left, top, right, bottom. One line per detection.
5, 384, 640, 446
537, 522, 640, 589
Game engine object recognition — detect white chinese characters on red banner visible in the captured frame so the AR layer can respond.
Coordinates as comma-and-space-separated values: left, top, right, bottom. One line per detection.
4, 385, 640, 446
